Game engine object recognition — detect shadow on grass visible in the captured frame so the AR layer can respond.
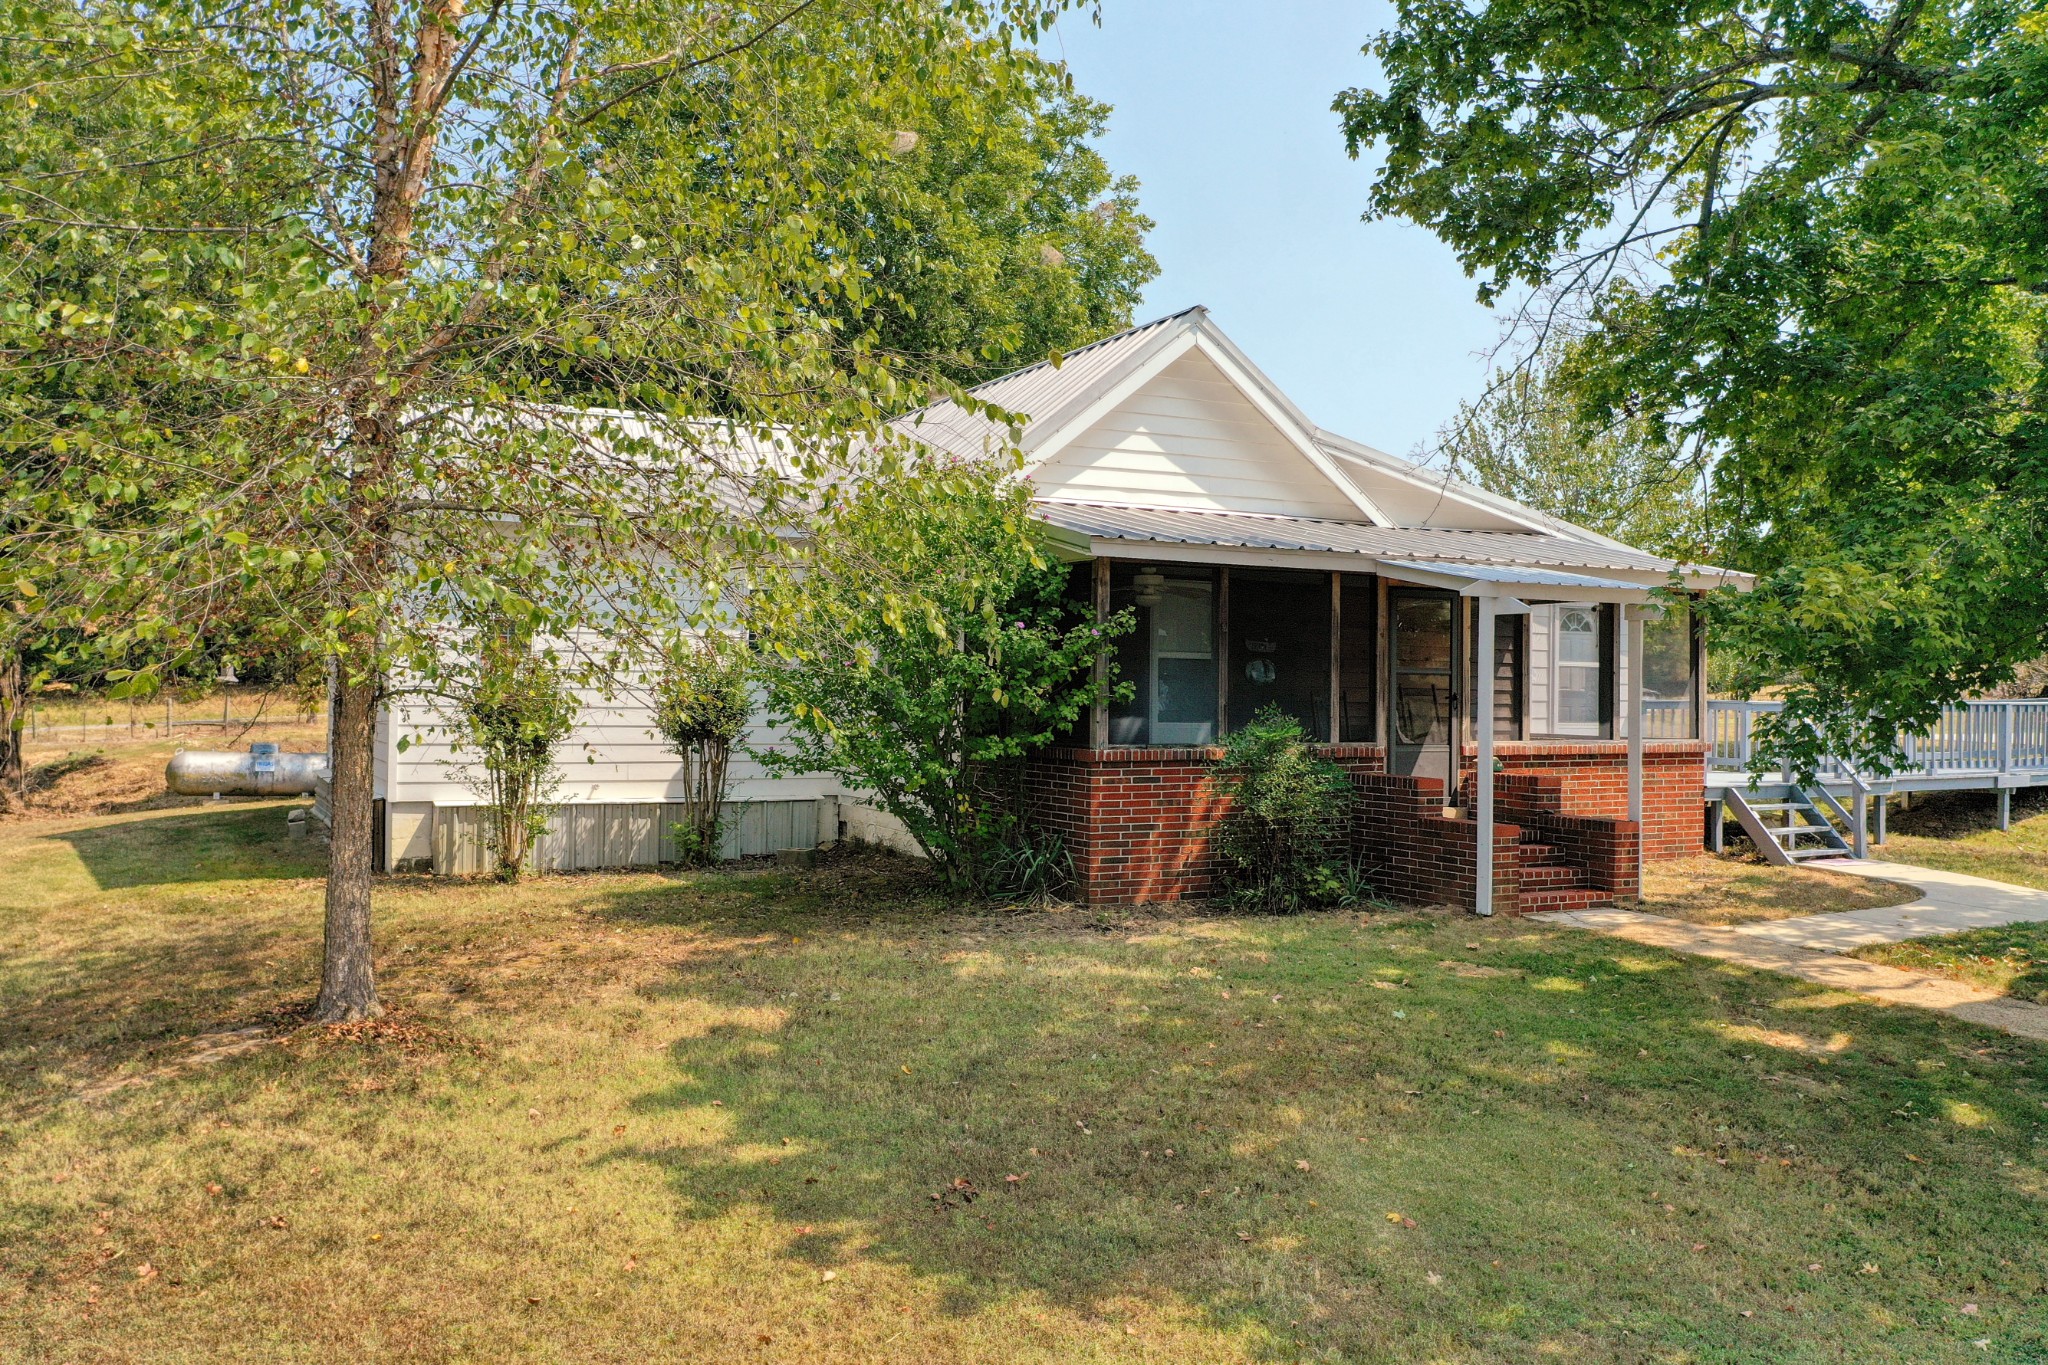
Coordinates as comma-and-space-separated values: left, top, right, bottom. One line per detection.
1887, 786, 2048, 840
582, 874, 2048, 1359
47, 803, 324, 890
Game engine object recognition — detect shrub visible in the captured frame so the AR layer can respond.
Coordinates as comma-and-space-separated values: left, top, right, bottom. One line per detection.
753, 468, 1132, 893
1209, 707, 1355, 913
451, 633, 579, 881
652, 635, 750, 867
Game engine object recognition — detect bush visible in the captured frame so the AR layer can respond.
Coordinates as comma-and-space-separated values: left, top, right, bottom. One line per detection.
1209, 707, 1355, 913
451, 634, 579, 882
652, 635, 750, 867
753, 466, 1132, 894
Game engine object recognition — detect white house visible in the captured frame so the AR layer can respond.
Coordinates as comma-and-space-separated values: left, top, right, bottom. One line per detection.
366, 307, 1749, 912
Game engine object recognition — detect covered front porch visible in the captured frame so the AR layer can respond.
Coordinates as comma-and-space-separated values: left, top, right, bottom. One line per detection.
1032, 503, 1725, 911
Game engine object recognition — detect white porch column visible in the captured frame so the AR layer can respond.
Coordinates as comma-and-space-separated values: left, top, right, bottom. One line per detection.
1475, 595, 1497, 917
1473, 595, 1530, 918
1623, 604, 1657, 894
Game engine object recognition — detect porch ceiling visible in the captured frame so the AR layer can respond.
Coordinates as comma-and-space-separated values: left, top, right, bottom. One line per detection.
1033, 500, 1750, 592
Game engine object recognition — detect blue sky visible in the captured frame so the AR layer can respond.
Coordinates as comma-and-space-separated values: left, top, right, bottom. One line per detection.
1044, 0, 1506, 460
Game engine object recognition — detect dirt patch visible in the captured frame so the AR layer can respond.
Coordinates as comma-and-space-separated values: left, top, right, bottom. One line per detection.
1636, 854, 1914, 926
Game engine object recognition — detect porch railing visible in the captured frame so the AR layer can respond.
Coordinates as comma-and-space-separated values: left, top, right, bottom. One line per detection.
1706, 698, 2048, 781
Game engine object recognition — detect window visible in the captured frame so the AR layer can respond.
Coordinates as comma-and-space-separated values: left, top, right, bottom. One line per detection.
1226, 569, 1332, 737
1108, 565, 1217, 745
1536, 602, 1613, 737
1556, 608, 1601, 728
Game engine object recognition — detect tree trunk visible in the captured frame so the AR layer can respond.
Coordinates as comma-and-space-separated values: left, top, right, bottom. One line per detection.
0, 647, 23, 814
313, 671, 382, 1021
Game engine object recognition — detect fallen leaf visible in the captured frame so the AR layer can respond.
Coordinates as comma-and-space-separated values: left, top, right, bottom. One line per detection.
1905, 1154, 1924, 1163
1807, 1262, 1822, 1272
901, 1065, 911, 1075
527, 1108, 540, 1122
623, 1255, 637, 1271
1860, 1263, 1880, 1275
135, 1262, 157, 1281
1961, 1303, 1980, 1316
1425, 1271, 1443, 1286
820, 1270, 837, 1282
1295, 1159, 1311, 1172
205, 1183, 223, 1197
612, 1125, 625, 1137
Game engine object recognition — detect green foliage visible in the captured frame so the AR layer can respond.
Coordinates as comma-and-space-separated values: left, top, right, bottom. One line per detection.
0, 0, 1132, 1013
1436, 348, 1709, 562
581, 40, 1157, 396
652, 635, 751, 867
1208, 708, 1355, 915
1339, 0, 2048, 778
451, 633, 580, 881
754, 466, 1131, 891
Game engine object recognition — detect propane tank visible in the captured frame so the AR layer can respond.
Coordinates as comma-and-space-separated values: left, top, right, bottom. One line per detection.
165, 742, 330, 797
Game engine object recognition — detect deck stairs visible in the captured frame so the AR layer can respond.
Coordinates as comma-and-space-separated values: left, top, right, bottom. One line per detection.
1515, 833, 1615, 912
1722, 784, 1855, 866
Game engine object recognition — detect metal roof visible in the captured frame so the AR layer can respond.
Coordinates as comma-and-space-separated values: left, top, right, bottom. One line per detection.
1373, 560, 1650, 593
891, 308, 1204, 460
1031, 501, 1700, 575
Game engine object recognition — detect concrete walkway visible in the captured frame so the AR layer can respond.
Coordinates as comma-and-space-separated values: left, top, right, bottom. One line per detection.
1533, 860, 2048, 1042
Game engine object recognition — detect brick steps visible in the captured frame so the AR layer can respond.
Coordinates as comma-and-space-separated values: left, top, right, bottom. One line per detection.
1518, 886, 1617, 912
1514, 833, 1616, 914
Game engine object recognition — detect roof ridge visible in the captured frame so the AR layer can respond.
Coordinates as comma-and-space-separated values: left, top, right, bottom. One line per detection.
958, 305, 1207, 398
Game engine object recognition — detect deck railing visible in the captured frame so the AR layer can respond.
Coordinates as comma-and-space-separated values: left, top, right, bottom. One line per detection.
1706, 698, 2048, 780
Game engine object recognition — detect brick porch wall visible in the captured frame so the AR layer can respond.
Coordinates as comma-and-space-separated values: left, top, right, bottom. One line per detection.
1027, 739, 1706, 909
1024, 745, 1387, 905
1459, 742, 1709, 861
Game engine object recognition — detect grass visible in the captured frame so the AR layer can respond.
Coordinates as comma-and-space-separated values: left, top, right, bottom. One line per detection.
1635, 855, 1914, 927
1875, 789, 2048, 894
1856, 926, 2048, 1005
5, 746, 2048, 1361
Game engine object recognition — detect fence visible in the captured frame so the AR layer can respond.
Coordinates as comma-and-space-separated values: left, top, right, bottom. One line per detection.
22, 690, 325, 744
1707, 698, 2048, 780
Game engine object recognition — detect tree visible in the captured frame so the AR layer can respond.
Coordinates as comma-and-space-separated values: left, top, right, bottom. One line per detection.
4, 0, 1096, 1018
573, 41, 1157, 395
651, 632, 750, 867
1435, 349, 1709, 562
752, 465, 1130, 891
1337, 0, 2048, 776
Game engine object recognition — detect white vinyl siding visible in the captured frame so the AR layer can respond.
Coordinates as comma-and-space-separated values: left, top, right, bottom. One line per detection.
1031, 349, 1366, 520
379, 683, 842, 807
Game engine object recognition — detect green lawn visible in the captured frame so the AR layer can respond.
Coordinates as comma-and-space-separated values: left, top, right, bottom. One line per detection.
1877, 788, 2048, 893
6, 800, 2048, 1363
1856, 925, 2048, 1004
